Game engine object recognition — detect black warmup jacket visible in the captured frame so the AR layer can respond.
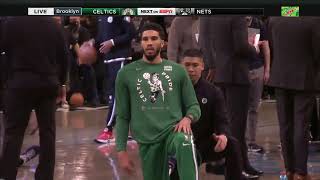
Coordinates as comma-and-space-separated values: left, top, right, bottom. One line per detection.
192, 77, 231, 153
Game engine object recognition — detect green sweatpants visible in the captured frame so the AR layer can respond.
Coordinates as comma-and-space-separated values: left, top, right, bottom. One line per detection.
139, 131, 198, 180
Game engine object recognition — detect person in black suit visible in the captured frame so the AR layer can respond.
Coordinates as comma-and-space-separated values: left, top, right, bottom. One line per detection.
268, 17, 320, 180
0, 17, 7, 160
170, 49, 259, 180
94, 16, 136, 143
199, 16, 263, 176
0, 17, 68, 180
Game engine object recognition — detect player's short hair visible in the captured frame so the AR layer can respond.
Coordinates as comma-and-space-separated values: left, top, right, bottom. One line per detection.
140, 22, 165, 40
182, 49, 204, 59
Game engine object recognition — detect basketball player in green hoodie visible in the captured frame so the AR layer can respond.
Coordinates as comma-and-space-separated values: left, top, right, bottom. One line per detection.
115, 22, 201, 180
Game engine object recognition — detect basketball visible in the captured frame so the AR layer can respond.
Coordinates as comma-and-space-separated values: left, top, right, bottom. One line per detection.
78, 40, 97, 65
70, 93, 84, 107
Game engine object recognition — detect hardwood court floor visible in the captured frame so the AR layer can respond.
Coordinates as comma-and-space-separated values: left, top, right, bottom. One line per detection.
14, 102, 320, 180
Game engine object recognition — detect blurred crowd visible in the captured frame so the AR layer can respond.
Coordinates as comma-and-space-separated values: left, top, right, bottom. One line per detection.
16, 16, 273, 109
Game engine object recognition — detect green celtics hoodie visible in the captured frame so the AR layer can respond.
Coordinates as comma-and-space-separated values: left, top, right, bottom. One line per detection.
115, 59, 201, 151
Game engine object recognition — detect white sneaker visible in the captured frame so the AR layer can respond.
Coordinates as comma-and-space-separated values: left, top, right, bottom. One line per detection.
61, 102, 69, 109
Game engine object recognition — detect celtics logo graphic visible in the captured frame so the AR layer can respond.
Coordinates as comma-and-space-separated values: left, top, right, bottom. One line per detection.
137, 71, 173, 104
144, 73, 166, 103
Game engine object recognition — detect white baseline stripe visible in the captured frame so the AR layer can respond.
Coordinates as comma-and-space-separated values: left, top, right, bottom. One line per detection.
191, 135, 199, 180
107, 98, 116, 126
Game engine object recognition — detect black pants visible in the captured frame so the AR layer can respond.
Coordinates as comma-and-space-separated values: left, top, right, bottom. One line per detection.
105, 61, 122, 129
0, 87, 58, 180
0, 112, 3, 159
310, 97, 319, 141
170, 136, 243, 180
218, 84, 251, 169
275, 89, 314, 175
69, 64, 99, 105
78, 64, 99, 105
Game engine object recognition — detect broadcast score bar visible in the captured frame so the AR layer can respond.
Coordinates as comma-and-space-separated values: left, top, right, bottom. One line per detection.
27, 7, 264, 16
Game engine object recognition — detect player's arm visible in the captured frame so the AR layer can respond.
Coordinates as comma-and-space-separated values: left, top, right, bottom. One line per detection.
199, 17, 215, 69
56, 26, 69, 86
115, 69, 131, 152
261, 40, 270, 83
159, 82, 165, 92
112, 18, 136, 47
212, 87, 231, 136
181, 68, 201, 123
232, 17, 258, 58
175, 68, 201, 134
167, 18, 181, 62
115, 69, 136, 174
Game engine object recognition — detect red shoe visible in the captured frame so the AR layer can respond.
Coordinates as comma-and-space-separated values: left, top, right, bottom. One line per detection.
94, 129, 115, 144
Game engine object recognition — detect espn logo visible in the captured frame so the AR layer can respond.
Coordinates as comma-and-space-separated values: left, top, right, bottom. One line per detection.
137, 8, 176, 15
159, 9, 175, 15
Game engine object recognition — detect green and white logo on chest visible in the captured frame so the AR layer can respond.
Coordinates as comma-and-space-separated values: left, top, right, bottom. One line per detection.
136, 71, 173, 103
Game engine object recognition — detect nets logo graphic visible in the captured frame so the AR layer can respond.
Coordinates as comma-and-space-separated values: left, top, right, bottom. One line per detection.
176, 8, 193, 16
121, 8, 136, 15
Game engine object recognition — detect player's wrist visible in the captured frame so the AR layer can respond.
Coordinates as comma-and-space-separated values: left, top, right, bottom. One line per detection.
185, 114, 194, 122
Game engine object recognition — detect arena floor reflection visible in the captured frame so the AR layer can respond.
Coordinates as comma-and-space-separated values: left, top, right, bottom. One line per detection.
16, 102, 320, 180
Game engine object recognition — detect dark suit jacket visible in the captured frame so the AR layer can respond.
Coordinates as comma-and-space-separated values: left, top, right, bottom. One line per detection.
199, 16, 258, 85
192, 78, 231, 153
0, 17, 68, 89
167, 17, 200, 62
268, 17, 320, 91
96, 16, 136, 60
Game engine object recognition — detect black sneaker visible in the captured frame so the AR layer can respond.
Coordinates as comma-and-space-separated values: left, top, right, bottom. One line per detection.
206, 162, 225, 175
242, 171, 259, 179
248, 143, 265, 153
244, 165, 264, 176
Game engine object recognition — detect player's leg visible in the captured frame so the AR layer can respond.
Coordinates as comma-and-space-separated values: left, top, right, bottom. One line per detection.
33, 87, 58, 180
139, 142, 169, 180
0, 89, 33, 179
95, 62, 121, 143
18, 112, 40, 166
167, 132, 198, 180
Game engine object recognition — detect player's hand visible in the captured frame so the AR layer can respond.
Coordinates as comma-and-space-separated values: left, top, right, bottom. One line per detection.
118, 151, 136, 175
258, 41, 264, 46
174, 117, 192, 134
248, 37, 260, 54
99, 40, 113, 54
213, 134, 228, 153
248, 35, 255, 46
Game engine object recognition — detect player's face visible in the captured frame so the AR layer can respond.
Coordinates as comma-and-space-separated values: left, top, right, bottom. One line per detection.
180, 57, 204, 84
141, 30, 163, 62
